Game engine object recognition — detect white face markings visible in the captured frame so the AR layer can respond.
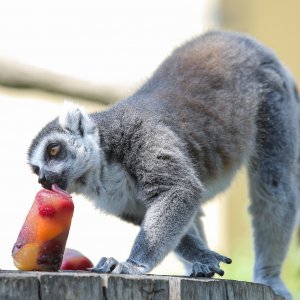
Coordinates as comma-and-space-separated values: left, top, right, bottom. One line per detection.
28, 120, 101, 193
30, 101, 100, 170
29, 137, 46, 170
29, 132, 69, 169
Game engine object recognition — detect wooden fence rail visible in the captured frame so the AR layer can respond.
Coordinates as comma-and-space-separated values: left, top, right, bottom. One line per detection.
0, 271, 283, 300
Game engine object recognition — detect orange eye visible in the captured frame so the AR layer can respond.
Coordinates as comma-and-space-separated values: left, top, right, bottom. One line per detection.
47, 144, 61, 158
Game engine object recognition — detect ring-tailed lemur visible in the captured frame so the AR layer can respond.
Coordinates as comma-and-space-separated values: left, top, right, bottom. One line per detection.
28, 31, 299, 300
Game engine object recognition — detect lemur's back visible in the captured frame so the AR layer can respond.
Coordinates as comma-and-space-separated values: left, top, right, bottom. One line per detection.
96, 31, 295, 182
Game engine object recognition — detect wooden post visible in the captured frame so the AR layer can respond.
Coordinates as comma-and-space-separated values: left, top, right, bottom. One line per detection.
0, 271, 284, 300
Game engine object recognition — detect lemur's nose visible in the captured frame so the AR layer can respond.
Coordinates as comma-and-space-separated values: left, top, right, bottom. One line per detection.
38, 171, 66, 190
38, 174, 52, 190
38, 175, 47, 185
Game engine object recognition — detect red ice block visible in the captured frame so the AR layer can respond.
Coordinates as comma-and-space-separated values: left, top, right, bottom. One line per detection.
60, 248, 93, 270
12, 185, 74, 271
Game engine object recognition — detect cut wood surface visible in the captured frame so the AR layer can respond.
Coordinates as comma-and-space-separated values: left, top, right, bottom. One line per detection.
0, 271, 283, 300
0, 59, 119, 104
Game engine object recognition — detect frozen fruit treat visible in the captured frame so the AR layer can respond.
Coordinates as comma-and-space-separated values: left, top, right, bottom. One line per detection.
12, 184, 74, 271
60, 248, 93, 270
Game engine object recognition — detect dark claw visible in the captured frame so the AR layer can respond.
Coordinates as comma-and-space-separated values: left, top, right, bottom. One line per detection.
217, 269, 225, 276
209, 265, 224, 276
224, 257, 232, 264
206, 272, 214, 278
217, 254, 232, 264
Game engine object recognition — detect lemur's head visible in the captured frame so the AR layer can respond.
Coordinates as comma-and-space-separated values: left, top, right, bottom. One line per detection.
28, 102, 100, 194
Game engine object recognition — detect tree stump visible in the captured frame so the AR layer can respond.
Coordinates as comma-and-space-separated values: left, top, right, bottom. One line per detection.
0, 270, 283, 300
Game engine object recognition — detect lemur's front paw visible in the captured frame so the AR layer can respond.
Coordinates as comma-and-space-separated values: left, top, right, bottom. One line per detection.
91, 257, 119, 273
112, 259, 147, 275
91, 257, 147, 275
190, 250, 232, 278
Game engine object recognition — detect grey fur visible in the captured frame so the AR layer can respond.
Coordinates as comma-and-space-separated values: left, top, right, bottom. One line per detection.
28, 31, 299, 300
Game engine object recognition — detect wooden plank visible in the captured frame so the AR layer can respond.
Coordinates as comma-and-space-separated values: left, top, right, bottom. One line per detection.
0, 272, 39, 300
107, 274, 169, 300
39, 272, 105, 300
180, 278, 284, 300
169, 277, 181, 300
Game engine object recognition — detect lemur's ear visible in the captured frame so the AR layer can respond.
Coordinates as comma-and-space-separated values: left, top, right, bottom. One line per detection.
59, 101, 95, 136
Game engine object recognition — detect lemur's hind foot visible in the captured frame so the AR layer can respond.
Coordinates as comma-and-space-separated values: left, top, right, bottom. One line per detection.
255, 276, 292, 300
190, 249, 232, 278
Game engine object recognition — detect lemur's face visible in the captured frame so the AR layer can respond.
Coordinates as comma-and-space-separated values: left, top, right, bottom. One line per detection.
28, 103, 100, 194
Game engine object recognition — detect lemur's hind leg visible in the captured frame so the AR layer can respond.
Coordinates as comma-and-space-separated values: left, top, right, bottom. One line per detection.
248, 77, 298, 300
174, 212, 231, 277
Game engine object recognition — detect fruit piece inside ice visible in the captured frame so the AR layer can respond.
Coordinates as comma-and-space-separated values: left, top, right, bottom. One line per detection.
36, 189, 73, 241
13, 243, 40, 271
60, 248, 93, 270
37, 233, 68, 271
12, 185, 74, 271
